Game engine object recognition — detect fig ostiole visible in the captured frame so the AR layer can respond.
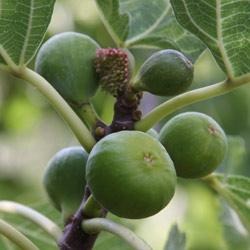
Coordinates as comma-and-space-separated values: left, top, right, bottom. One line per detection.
86, 131, 177, 219
43, 146, 88, 223
132, 49, 194, 96
159, 112, 228, 179
35, 32, 100, 106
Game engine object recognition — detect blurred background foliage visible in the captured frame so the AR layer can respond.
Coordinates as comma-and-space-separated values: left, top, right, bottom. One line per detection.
0, 0, 249, 249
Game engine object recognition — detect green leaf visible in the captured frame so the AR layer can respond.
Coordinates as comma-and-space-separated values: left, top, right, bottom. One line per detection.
95, 0, 205, 61
0, 0, 55, 68
206, 174, 250, 233
164, 224, 186, 250
0, 201, 62, 250
219, 136, 247, 175
219, 200, 250, 250
170, 0, 250, 80
94, 0, 130, 46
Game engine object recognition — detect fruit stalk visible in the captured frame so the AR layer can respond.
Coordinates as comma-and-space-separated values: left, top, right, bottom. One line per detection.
78, 102, 107, 132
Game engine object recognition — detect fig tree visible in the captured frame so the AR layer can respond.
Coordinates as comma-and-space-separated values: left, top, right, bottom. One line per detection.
159, 112, 228, 179
35, 32, 100, 106
132, 49, 194, 96
86, 131, 176, 219
43, 146, 88, 223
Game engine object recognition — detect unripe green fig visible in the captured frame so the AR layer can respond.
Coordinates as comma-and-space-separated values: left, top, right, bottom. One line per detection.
35, 32, 100, 106
86, 131, 176, 219
159, 112, 228, 179
43, 147, 88, 223
133, 49, 194, 96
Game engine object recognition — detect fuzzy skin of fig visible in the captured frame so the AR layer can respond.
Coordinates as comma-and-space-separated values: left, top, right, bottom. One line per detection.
159, 112, 228, 179
35, 32, 100, 106
86, 131, 176, 219
133, 49, 194, 96
43, 147, 88, 223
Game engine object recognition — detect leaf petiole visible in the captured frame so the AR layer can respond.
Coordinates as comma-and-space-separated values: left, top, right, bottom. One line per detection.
15, 67, 96, 153
0, 201, 63, 243
0, 218, 39, 250
82, 218, 152, 250
134, 77, 250, 132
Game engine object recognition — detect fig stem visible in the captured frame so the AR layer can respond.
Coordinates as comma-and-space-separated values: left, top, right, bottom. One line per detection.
0, 200, 63, 243
78, 102, 106, 132
15, 67, 96, 153
82, 218, 152, 250
82, 195, 102, 218
0, 218, 39, 250
134, 77, 250, 132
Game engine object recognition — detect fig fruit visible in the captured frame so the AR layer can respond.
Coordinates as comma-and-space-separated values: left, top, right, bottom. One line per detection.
43, 146, 88, 223
159, 112, 228, 179
86, 131, 176, 219
132, 49, 194, 96
35, 32, 100, 106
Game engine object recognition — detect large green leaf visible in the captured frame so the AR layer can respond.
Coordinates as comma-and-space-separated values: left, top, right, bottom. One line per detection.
0, 0, 55, 68
0, 202, 61, 250
206, 174, 250, 233
171, 0, 250, 80
95, 0, 205, 61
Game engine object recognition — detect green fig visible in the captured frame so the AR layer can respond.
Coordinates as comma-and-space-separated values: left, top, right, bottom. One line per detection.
159, 112, 228, 179
86, 131, 176, 219
133, 49, 194, 96
35, 32, 100, 106
43, 146, 88, 223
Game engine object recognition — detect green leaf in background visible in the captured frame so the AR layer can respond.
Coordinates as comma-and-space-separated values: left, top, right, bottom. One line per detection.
171, 0, 250, 80
94, 0, 130, 46
218, 136, 248, 176
95, 0, 205, 61
164, 224, 186, 250
0, 0, 56, 68
205, 174, 250, 233
0, 202, 62, 250
219, 200, 250, 250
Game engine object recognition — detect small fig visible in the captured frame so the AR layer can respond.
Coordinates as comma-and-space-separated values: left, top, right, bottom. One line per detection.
86, 131, 176, 219
133, 49, 194, 96
43, 147, 88, 223
159, 112, 228, 179
35, 32, 100, 106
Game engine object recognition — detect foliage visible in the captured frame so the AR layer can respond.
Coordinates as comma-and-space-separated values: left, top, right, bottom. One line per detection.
0, 0, 250, 250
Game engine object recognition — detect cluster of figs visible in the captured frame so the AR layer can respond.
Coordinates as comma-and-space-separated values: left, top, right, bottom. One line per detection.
35, 32, 228, 222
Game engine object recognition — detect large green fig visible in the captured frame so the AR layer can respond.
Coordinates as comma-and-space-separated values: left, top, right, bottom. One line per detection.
159, 112, 228, 179
43, 146, 88, 223
35, 32, 100, 106
132, 49, 194, 96
86, 131, 176, 219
